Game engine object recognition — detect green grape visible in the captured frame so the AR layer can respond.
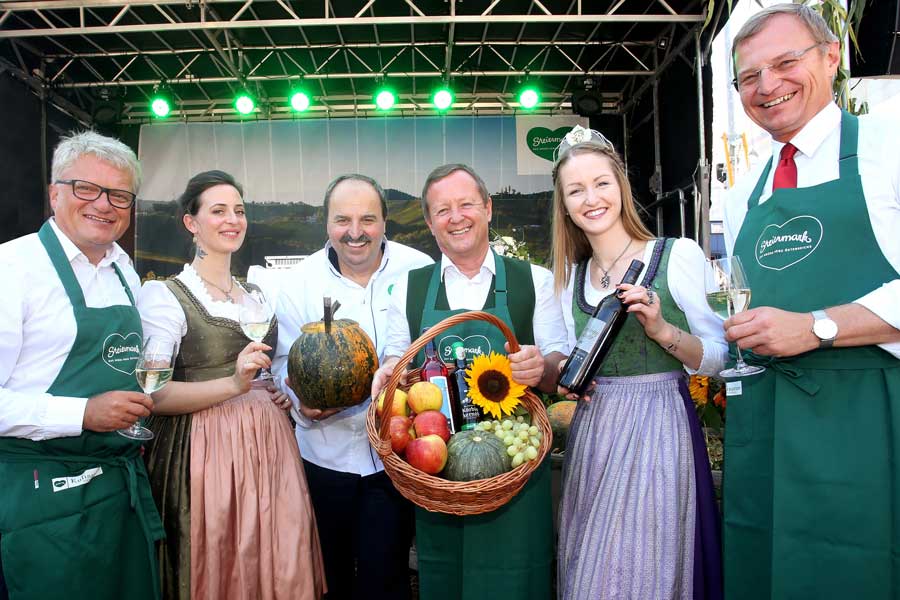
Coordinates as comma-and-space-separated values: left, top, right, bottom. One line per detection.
528, 425, 539, 436
507, 445, 518, 457
502, 420, 514, 431
500, 434, 513, 445
516, 416, 525, 423
529, 436, 541, 448
511, 453, 525, 468
480, 421, 492, 431
517, 430, 529, 441
525, 446, 538, 460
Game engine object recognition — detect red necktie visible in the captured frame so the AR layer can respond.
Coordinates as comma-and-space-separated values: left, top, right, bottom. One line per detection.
772, 143, 798, 190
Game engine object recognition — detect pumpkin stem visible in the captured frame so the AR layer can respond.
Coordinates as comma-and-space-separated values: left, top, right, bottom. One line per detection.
331, 300, 341, 317
324, 297, 332, 333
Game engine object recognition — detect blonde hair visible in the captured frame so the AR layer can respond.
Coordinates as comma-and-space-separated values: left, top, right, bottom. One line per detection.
550, 142, 653, 294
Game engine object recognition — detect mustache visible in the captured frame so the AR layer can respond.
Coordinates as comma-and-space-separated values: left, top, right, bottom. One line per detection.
340, 233, 372, 244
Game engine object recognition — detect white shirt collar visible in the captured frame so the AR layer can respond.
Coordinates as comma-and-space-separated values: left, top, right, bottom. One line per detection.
773, 102, 840, 160
323, 238, 390, 284
49, 217, 127, 267
439, 247, 495, 281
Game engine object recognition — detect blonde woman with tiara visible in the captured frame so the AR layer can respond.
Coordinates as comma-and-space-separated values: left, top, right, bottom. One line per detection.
552, 126, 724, 599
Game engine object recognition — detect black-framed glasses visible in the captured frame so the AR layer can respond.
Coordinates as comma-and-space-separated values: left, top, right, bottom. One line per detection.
732, 43, 823, 91
55, 179, 137, 209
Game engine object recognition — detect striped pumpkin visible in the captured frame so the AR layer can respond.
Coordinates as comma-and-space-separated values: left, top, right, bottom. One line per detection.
287, 317, 378, 410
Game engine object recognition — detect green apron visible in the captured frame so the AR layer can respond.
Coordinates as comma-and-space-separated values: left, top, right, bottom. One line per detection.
409, 251, 553, 600
724, 111, 900, 599
0, 222, 164, 600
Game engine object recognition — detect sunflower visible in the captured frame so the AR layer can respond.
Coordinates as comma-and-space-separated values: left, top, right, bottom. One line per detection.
689, 375, 710, 406
465, 352, 527, 419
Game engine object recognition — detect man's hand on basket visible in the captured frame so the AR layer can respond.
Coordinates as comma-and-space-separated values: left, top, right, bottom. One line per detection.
505, 342, 545, 388
371, 356, 407, 401
284, 377, 342, 421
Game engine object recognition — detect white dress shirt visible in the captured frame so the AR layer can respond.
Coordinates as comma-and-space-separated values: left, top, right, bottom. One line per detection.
0, 219, 141, 440
723, 103, 900, 358
272, 240, 433, 476
138, 264, 250, 350
559, 238, 727, 376
383, 249, 570, 360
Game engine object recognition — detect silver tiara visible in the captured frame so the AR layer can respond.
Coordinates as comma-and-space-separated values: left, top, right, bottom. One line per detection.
553, 125, 614, 162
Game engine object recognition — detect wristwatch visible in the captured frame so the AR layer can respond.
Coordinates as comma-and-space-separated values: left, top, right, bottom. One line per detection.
811, 309, 838, 349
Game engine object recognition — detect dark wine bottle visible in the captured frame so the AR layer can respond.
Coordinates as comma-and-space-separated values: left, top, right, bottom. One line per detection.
558, 259, 645, 395
451, 342, 480, 431
420, 333, 460, 433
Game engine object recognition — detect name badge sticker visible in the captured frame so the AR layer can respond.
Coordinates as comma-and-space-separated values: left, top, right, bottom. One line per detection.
52, 466, 104, 493
726, 381, 743, 397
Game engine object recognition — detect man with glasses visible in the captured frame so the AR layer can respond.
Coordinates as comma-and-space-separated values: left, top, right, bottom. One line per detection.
0, 131, 163, 599
722, 4, 900, 599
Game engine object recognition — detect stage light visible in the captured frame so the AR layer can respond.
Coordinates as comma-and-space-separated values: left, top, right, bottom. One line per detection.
234, 91, 255, 115
518, 86, 540, 110
150, 94, 171, 118
289, 89, 311, 112
374, 87, 397, 111
432, 87, 454, 111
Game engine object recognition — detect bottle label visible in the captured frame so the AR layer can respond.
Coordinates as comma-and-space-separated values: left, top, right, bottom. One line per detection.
461, 402, 481, 424
430, 376, 457, 431
575, 318, 609, 352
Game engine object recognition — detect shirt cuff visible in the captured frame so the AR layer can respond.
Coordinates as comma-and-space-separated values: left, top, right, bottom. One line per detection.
45, 395, 88, 438
854, 282, 900, 358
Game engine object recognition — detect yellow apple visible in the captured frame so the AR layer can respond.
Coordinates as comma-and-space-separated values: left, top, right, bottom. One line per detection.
407, 381, 444, 414
376, 388, 409, 417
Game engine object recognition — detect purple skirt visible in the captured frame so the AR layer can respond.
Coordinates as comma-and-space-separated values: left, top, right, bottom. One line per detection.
557, 371, 722, 600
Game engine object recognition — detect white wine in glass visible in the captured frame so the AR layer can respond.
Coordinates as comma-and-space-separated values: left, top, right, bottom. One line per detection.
239, 289, 274, 381
120, 336, 176, 440
706, 256, 765, 378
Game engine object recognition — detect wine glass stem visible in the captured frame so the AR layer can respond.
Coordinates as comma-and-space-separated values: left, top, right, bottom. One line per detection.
734, 343, 749, 369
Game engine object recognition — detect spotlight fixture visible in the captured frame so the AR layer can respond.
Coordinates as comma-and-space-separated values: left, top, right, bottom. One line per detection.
289, 89, 312, 112
518, 85, 540, 110
432, 86, 454, 112
374, 86, 397, 111
149, 85, 173, 118
234, 90, 255, 115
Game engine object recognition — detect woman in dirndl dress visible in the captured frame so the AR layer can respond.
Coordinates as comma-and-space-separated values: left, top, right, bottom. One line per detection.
551, 126, 725, 600
138, 170, 326, 600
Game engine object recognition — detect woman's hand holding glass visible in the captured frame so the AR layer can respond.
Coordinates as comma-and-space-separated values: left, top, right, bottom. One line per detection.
232, 341, 274, 393
238, 289, 274, 381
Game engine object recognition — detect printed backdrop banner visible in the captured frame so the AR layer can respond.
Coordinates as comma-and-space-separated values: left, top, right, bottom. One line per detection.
136, 115, 581, 279
515, 115, 588, 175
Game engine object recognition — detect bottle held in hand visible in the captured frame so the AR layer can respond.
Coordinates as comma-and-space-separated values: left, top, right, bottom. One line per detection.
558, 259, 645, 395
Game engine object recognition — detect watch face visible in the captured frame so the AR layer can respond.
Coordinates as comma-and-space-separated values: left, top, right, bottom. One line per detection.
814, 318, 838, 340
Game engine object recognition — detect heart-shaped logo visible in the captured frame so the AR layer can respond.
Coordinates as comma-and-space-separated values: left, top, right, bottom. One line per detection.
437, 334, 492, 363
102, 332, 142, 375
527, 127, 570, 162
755, 215, 823, 271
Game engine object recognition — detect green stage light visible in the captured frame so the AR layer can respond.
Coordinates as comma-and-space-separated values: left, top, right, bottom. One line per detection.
375, 87, 397, 111
150, 95, 171, 118
432, 88, 453, 111
289, 90, 311, 112
234, 92, 255, 115
518, 86, 540, 110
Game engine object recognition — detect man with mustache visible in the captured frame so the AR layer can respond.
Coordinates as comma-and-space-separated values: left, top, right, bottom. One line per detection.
722, 4, 900, 598
273, 174, 431, 600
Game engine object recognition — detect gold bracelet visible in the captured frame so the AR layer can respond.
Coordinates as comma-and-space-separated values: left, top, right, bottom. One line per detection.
664, 327, 682, 354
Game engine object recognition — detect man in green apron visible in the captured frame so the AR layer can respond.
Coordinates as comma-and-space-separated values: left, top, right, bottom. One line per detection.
722, 5, 900, 598
0, 131, 164, 600
372, 164, 569, 600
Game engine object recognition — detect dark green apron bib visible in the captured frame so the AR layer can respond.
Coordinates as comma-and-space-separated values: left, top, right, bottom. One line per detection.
0, 222, 164, 600
724, 112, 900, 599
411, 251, 553, 600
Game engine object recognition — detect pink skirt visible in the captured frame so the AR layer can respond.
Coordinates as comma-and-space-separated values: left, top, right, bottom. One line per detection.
189, 388, 326, 600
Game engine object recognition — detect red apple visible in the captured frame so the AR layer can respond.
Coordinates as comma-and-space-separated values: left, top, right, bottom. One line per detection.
389, 416, 416, 454
405, 434, 448, 474
413, 410, 451, 442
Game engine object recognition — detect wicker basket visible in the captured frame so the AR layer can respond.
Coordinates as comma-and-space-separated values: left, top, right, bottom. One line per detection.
365, 310, 552, 516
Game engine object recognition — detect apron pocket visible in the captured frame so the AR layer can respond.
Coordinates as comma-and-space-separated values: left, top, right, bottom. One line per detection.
1, 491, 154, 600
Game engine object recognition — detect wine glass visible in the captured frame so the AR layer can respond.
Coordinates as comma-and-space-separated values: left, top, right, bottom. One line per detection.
705, 256, 765, 378
120, 336, 176, 440
239, 288, 274, 381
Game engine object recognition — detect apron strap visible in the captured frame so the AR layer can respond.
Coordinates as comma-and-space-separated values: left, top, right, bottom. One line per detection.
38, 222, 87, 310
838, 110, 859, 180
739, 351, 821, 396
747, 158, 774, 211
112, 263, 136, 307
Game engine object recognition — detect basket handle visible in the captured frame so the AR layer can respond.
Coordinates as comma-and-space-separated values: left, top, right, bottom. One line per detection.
378, 310, 521, 442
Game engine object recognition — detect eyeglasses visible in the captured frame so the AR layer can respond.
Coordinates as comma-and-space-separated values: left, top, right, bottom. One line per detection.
55, 179, 136, 209
732, 43, 823, 91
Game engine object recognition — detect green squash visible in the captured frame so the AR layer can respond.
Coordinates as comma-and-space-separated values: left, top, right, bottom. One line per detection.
287, 302, 378, 410
444, 430, 511, 482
